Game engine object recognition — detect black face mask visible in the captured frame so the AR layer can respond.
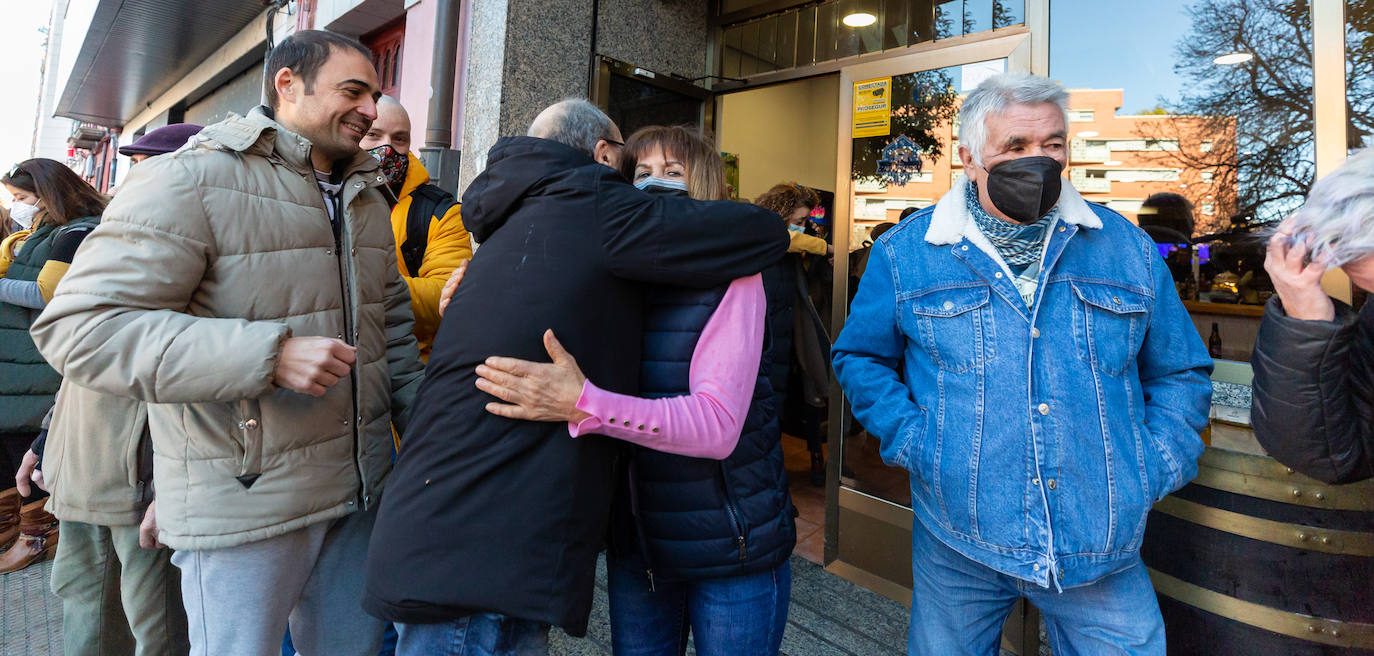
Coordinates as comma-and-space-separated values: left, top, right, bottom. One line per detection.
983, 156, 1064, 224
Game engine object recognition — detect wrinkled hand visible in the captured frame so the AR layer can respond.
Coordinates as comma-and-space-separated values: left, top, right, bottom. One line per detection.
139, 500, 163, 549
1266, 216, 1335, 321
14, 449, 43, 497
437, 260, 468, 318
475, 330, 591, 423
273, 337, 357, 397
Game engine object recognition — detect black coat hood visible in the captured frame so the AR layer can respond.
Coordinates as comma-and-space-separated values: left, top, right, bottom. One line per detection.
462, 136, 600, 243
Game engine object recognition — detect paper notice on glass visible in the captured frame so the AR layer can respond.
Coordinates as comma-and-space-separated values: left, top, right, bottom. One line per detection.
853, 77, 892, 138
960, 60, 1006, 92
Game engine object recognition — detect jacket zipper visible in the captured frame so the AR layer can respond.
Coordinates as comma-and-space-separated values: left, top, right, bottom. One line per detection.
627, 461, 658, 591
326, 187, 364, 505
721, 464, 748, 562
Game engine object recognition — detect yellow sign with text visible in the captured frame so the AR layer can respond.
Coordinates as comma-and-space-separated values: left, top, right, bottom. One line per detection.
853, 77, 892, 138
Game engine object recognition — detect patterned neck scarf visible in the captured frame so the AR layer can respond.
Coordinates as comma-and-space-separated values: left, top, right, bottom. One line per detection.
966, 180, 1056, 268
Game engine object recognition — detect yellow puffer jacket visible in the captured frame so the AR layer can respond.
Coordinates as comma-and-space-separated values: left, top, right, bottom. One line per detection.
390, 153, 471, 359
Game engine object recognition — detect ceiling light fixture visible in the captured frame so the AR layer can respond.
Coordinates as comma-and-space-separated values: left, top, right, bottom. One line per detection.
843, 12, 877, 27
1213, 52, 1254, 65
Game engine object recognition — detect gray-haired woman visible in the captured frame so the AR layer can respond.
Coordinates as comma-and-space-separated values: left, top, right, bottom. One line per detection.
1251, 149, 1374, 484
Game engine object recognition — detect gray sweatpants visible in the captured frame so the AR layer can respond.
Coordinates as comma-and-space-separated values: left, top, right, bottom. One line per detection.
170, 507, 383, 656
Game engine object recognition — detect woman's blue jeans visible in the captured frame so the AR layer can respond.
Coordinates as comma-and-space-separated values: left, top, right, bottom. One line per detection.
606, 555, 791, 656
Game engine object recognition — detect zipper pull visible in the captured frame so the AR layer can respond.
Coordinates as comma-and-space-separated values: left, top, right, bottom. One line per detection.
737, 536, 747, 561
646, 569, 656, 592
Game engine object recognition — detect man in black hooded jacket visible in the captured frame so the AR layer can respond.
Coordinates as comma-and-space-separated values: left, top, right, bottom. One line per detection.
362, 100, 789, 652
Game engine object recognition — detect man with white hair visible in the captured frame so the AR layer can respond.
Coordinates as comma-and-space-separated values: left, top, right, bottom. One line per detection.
833, 72, 1213, 654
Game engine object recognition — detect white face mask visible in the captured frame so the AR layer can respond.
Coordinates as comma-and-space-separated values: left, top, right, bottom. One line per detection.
9, 202, 38, 229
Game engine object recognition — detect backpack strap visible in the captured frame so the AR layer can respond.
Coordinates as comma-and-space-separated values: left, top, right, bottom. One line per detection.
401, 183, 457, 278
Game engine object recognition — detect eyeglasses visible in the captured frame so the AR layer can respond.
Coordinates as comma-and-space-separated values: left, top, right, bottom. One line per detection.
603, 138, 625, 148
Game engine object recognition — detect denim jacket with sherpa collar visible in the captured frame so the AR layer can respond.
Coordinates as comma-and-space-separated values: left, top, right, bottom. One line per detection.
833, 175, 1213, 590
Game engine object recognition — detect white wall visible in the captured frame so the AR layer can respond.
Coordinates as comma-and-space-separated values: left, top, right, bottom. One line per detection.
718, 75, 840, 201
32, 0, 79, 162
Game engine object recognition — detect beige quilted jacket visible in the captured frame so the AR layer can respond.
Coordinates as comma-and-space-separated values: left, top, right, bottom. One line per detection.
32, 108, 424, 550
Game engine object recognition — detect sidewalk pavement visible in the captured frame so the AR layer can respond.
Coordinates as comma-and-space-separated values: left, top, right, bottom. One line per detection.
4, 555, 910, 656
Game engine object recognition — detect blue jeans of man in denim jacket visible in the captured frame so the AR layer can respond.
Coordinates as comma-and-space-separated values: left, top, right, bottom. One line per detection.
833, 175, 1212, 654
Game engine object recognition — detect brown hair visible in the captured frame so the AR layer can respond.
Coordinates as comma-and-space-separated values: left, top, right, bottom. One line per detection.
263, 30, 372, 110
2, 158, 108, 228
618, 125, 729, 201
754, 182, 819, 219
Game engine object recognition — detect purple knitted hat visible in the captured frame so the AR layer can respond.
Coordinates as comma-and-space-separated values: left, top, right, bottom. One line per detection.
118, 123, 204, 157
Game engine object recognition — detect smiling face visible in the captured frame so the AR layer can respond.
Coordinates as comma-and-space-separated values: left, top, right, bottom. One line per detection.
273, 45, 381, 171
958, 101, 1068, 223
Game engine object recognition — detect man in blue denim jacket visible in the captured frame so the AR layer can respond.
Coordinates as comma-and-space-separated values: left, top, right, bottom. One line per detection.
832, 72, 1212, 655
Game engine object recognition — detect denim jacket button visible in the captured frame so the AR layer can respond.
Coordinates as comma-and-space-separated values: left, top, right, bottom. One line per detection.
1032, 478, 1040, 486
1031, 328, 1041, 338
942, 301, 954, 311
1037, 403, 1050, 415
1047, 479, 1058, 490
995, 272, 1004, 278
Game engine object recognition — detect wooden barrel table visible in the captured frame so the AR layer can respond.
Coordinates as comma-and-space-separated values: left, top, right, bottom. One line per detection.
1141, 447, 1374, 654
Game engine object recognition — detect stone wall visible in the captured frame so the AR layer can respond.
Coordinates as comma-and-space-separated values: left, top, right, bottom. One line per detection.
458, 0, 711, 192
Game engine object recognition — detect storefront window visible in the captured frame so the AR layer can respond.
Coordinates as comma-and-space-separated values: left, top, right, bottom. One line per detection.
1349, 0, 1374, 154
1051, 0, 1317, 361
719, 0, 1024, 79
842, 60, 1006, 507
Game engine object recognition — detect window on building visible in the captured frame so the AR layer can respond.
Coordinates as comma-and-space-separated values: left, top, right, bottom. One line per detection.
719, 0, 1024, 77
1052, 0, 1316, 328
1067, 108, 1095, 122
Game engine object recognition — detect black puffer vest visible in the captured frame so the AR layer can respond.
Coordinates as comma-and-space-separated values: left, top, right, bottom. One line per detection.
609, 282, 796, 583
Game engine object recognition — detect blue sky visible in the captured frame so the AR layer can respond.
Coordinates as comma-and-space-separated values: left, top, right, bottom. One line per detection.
1048, 0, 1195, 114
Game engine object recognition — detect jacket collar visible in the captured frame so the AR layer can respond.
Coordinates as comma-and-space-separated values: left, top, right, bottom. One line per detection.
924, 174, 1102, 245
398, 152, 430, 199
197, 106, 381, 181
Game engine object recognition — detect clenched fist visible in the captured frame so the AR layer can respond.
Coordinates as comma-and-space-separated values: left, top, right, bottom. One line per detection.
273, 337, 357, 397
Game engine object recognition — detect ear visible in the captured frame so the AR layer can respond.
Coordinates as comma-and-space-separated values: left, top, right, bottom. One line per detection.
593, 140, 616, 167
957, 145, 979, 181
273, 67, 295, 106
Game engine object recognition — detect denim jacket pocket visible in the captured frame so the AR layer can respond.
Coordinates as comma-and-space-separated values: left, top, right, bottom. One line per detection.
906, 285, 994, 373
1071, 283, 1150, 375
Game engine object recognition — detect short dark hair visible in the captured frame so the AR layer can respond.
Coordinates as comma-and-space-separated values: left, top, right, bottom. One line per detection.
263, 30, 372, 110
2, 158, 108, 227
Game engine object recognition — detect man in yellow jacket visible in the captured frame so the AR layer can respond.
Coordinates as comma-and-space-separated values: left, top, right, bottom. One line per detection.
362, 96, 472, 360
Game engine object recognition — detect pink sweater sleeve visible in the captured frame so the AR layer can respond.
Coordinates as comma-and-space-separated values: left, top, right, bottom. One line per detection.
567, 274, 766, 459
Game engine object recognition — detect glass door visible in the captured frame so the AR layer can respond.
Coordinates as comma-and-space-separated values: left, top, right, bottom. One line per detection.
823, 29, 1032, 604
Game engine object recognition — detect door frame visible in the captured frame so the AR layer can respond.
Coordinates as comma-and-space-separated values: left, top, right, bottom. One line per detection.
823, 29, 1033, 594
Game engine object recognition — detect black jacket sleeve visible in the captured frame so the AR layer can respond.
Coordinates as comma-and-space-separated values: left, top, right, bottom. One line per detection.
595, 169, 789, 288
1251, 297, 1374, 484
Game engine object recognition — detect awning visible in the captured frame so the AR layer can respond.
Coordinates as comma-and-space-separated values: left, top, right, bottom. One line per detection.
56, 1, 267, 128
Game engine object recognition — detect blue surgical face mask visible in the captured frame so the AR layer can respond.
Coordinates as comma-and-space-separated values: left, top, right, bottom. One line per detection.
787, 223, 805, 233
634, 177, 689, 196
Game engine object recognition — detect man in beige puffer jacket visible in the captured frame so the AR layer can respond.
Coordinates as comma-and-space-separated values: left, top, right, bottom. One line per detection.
32, 30, 423, 656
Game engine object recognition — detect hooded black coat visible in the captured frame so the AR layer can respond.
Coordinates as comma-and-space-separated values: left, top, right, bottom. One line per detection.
362, 137, 789, 634
1252, 297, 1374, 484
